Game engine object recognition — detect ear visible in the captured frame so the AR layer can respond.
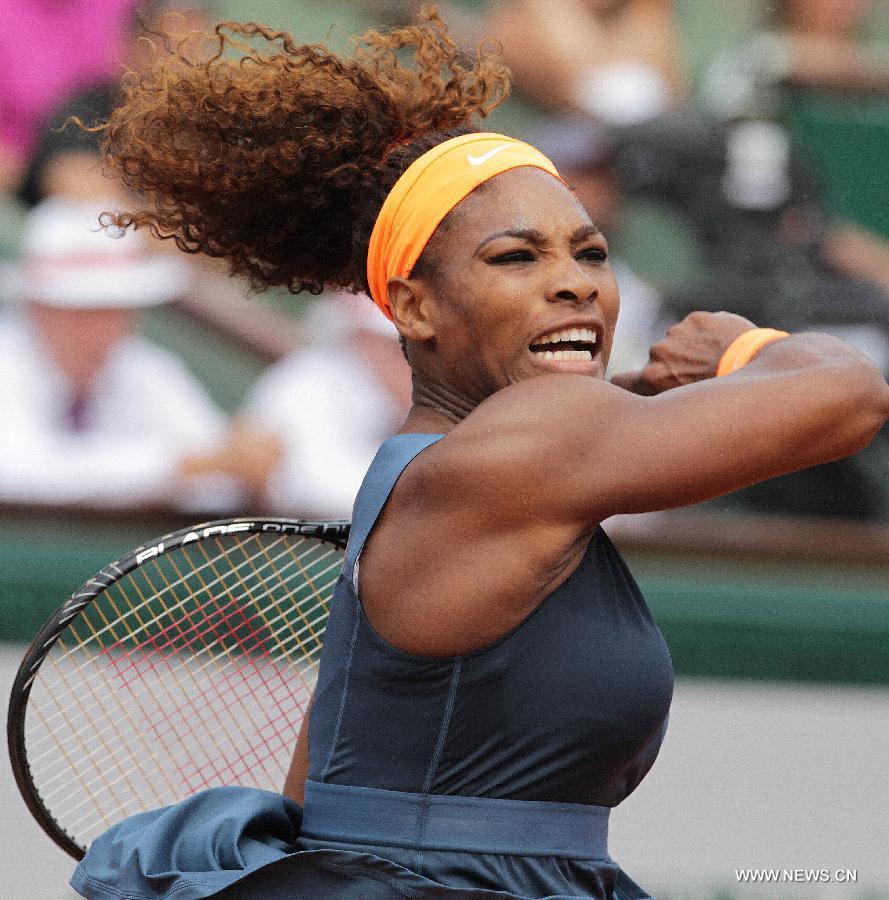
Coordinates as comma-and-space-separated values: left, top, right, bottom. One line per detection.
387, 277, 436, 342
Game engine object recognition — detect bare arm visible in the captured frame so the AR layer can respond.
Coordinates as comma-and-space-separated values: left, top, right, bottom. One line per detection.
487, 0, 686, 113
821, 222, 889, 297
361, 315, 889, 656
447, 319, 889, 524
783, 33, 889, 94
282, 692, 313, 803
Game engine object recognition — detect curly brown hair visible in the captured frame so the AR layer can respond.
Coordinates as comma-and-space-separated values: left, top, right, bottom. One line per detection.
101, 8, 509, 295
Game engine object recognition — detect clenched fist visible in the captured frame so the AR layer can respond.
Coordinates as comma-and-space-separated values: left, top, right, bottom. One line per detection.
612, 311, 756, 395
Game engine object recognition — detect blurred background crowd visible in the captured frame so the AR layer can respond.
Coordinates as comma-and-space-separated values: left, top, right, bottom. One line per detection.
3, 4, 889, 898
2, 0, 889, 521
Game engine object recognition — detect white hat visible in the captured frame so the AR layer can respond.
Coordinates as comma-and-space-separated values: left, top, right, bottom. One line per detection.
17, 198, 189, 308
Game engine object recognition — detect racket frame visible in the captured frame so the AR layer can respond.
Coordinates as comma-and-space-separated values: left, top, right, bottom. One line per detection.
6, 516, 349, 861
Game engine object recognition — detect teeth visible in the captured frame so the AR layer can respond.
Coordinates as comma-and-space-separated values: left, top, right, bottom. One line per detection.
536, 327, 597, 345
542, 349, 593, 362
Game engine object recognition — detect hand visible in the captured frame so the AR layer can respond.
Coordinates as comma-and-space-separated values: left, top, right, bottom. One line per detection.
611, 311, 756, 395
178, 419, 283, 496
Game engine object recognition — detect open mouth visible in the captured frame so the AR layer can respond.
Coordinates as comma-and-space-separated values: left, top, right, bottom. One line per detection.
529, 327, 599, 362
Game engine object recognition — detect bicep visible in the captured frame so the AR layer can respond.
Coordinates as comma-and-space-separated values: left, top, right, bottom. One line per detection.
588, 374, 835, 517
451, 336, 889, 525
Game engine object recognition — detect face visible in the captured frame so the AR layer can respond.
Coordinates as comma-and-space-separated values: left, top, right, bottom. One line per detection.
397, 167, 619, 406
28, 303, 136, 391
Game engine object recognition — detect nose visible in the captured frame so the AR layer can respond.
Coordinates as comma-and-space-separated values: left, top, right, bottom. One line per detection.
545, 258, 600, 305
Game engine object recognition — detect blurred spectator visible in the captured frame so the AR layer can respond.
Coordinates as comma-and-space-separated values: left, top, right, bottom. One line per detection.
496, 0, 686, 123
618, 108, 889, 371
628, 0, 889, 371
425, 0, 687, 124
758, 0, 889, 317
186, 295, 412, 518
611, 103, 889, 517
19, 0, 211, 208
0, 197, 229, 508
0, 0, 136, 195
531, 116, 662, 374
698, 0, 889, 335
705, 0, 889, 120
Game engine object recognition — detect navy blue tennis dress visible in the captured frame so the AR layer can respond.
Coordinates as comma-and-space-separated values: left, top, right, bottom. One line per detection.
72, 434, 674, 900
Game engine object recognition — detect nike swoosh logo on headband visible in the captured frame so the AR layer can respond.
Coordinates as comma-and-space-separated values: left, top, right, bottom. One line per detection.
467, 144, 511, 166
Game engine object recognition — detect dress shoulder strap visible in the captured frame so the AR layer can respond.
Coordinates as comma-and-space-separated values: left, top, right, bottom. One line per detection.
344, 433, 443, 577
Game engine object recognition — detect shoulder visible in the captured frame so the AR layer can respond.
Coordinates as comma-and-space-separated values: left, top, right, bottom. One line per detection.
415, 374, 624, 474
394, 375, 632, 532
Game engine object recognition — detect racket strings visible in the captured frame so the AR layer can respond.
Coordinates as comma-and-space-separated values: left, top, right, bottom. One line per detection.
173, 538, 333, 790
27, 543, 282, 769
34, 604, 326, 828
32, 586, 194, 815
137, 544, 284, 790
23, 531, 343, 850
49, 535, 294, 664
32, 536, 332, 784
27, 584, 332, 788
28, 547, 338, 773
32, 536, 331, 733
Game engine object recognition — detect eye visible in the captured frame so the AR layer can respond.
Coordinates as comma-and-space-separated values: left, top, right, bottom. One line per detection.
577, 246, 608, 262
488, 249, 535, 264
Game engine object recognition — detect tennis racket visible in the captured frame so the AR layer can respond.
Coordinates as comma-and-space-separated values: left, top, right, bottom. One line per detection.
7, 517, 349, 861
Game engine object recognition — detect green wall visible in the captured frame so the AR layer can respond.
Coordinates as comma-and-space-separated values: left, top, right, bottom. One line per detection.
3, 511, 887, 685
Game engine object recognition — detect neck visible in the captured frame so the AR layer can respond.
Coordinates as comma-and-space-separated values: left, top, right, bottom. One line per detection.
401, 376, 479, 433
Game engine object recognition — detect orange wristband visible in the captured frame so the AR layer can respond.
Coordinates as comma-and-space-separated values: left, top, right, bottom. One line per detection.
716, 328, 790, 377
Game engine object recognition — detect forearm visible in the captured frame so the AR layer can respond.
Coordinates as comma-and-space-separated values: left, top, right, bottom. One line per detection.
457, 330, 889, 526
488, 0, 597, 109
821, 224, 889, 295
784, 34, 889, 94
709, 332, 888, 465
608, 333, 889, 513
491, 0, 685, 114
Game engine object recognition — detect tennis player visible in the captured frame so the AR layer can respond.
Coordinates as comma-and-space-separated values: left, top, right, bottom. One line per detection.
71, 12, 889, 900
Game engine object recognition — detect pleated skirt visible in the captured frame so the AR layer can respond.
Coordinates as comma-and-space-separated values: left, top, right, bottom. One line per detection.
71, 782, 654, 899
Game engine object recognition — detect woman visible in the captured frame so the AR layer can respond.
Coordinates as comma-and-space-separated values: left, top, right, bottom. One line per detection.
71, 12, 889, 900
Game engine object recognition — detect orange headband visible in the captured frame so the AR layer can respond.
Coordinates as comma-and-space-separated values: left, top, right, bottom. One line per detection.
366, 132, 563, 320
